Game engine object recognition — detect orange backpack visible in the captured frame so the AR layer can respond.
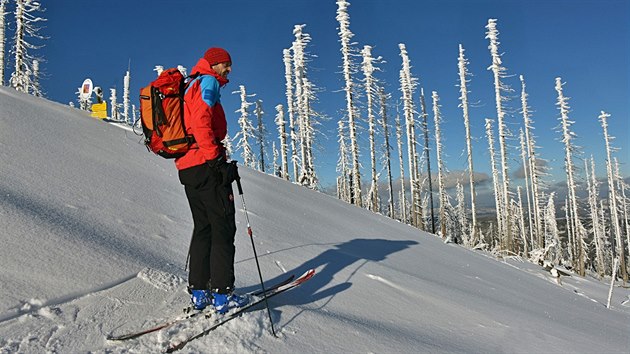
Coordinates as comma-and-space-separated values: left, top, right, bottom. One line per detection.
139, 68, 198, 159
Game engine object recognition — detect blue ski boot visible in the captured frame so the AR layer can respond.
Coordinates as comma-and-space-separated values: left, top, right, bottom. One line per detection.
212, 292, 249, 314
190, 289, 213, 310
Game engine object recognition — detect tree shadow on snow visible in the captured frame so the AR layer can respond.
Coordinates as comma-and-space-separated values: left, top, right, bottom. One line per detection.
258, 238, 418, 308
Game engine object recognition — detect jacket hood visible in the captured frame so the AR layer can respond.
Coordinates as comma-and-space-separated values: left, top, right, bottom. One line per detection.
190, 58, 229, 87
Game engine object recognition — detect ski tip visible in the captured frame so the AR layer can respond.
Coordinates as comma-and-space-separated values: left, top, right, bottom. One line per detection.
303, 268, 316, 280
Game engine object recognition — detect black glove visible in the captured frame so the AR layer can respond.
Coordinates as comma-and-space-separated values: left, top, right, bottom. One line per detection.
221, 161, 240, 186
208, 157, 240, 186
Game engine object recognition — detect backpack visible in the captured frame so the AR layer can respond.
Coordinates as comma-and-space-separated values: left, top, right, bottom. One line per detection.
139, 68, 198, 159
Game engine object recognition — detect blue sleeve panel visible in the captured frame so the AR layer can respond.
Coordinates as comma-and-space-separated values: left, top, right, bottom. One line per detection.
199, 75, 220, 107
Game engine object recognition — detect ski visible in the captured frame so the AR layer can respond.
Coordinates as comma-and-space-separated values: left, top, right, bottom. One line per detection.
166, 268, 315, 353
106, 274, 295, 341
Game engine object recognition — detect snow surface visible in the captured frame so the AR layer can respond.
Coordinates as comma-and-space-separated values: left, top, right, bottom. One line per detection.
1, 87, 629, 353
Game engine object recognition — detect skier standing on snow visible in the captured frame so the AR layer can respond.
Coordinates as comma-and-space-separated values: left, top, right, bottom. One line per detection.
176, 47, 248, 313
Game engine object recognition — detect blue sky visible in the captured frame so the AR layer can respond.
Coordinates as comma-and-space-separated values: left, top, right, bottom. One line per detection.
19, 0, 630, 188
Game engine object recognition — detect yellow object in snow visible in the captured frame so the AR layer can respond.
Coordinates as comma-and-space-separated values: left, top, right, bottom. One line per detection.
91, 102, 108, 119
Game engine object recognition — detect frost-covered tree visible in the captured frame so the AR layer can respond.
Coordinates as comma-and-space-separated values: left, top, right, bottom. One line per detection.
233, 85, 256, 168
361, 45, 382, 212
395, 112, 407, 222
544, 192, 561, 265
379, 87, 395, 218
10, 0, 46, 93
419, 89, 435, 234
272, 142, 279, 177
432, 91, 447, 239
31, 58, 41, 96
586, 157, 606, 277
0, 0, 8, 86
615, 158, 630, 277
519, 128, 534, 248
109, 88, 119, 121
131, 103, 137, 126
457, 44, 478, 243
336, 0, 361, 206
599, 111, 628, 281
456, 182, 470, 246
400, 43, 422, 228
255, 99, 266, 172
123, 69, 131, 124
282, 48, 299, 182
517, 186, 529, 257
555, 77, 585, 276
275, 104, 289, 180
292, 25, 308, 178
485, 118, 503, 248
486, 19, 513, 250
337, 120, 351, 202
292, 24, 319, 189
519, 75, 544, 248
298, 76, 319, 188
223, 133, 233, 160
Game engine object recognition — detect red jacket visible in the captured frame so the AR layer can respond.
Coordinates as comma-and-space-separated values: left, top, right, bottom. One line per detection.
175, 58, 229, 171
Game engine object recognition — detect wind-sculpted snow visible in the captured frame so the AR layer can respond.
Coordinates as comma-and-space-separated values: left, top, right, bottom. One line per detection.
1, 87, 629, 353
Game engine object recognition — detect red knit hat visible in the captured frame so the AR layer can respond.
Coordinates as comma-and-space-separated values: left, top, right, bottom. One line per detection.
204, 47, 232, 66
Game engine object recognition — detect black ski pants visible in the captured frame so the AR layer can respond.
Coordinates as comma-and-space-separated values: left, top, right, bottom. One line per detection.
179, 163, 237, 294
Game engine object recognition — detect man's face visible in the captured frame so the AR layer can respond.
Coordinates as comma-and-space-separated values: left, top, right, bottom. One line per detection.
212, 62, 232, 79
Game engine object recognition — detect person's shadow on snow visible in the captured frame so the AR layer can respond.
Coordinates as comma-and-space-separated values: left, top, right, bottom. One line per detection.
259, 238, 418, 307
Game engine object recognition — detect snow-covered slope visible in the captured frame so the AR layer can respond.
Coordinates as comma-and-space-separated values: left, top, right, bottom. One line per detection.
1, 87, 629, 353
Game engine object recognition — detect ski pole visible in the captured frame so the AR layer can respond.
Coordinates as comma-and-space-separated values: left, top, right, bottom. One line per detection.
234, 170, 277, 337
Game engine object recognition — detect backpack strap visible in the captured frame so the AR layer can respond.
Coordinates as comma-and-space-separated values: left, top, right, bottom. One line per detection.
175, 73, 203, 146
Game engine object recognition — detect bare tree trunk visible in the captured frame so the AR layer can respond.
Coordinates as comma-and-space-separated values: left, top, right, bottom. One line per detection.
420, 89, 435, 234
399, 43, 420, 227
517, 186, 529, 257
336, 0, 361, 206
555, 77, 585, 276
519, 129, 534, 251
456, 182, 469, 246
519, 75, 543, 248
432, 91, 447, 239
234, 85, 256, 168
275, 104, 289, 180
282, 49, 299, 182
485, 118, 503, 249
255, 100, 265, 172
486, 19, 512, 252
123, 70, 130, 124
379, 88, 395, 218
457, 44, 478, 244
395, 113, 407, 222
362, 45, 380, 212
614, 157, 630, 280
586, 157, 606, 277
337, 120, 351, 202
109, 88, 119, 121
565, 197, 575, 265
607, 257, 619, 309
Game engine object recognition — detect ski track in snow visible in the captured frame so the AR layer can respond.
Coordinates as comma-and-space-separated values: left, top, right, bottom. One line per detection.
365, 273, 420, 299
0, 274, 137, 324
0, 268, 191, 353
